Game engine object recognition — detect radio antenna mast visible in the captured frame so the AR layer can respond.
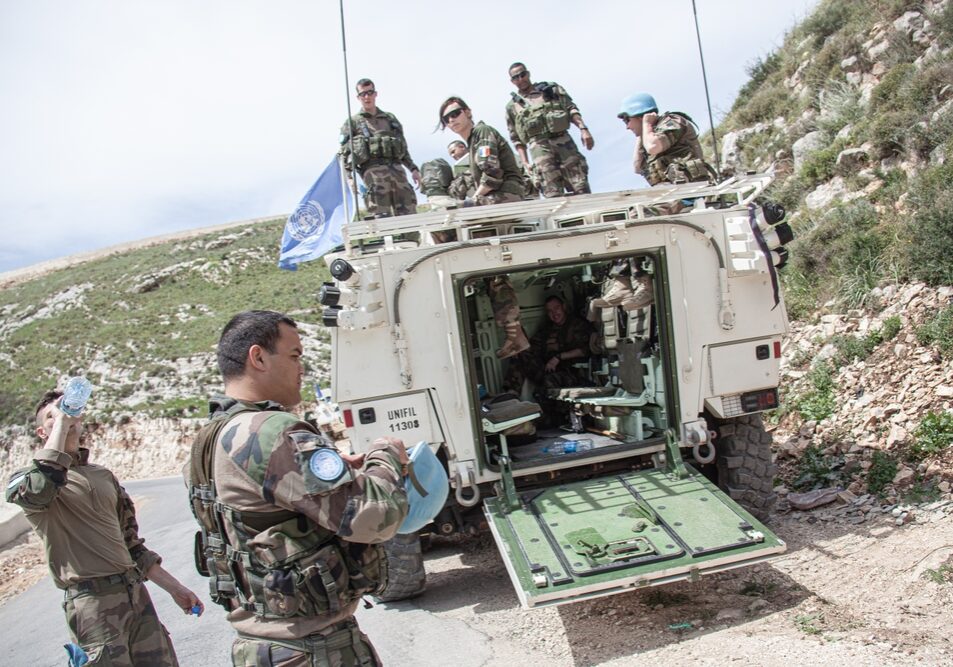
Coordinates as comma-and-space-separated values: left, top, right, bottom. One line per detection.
339, 0, 362, 219
691, 0, 721, 175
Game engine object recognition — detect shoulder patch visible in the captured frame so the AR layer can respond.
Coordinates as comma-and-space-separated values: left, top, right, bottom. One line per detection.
309, 448, 345, 482
477, 146, 491, 159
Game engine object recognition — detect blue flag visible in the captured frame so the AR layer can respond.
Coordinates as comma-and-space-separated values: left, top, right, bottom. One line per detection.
278, 157, 353, 270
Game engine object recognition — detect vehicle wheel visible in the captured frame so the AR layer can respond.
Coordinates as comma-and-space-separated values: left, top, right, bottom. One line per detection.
705, 413, 777, 521
375, 532, 426, 602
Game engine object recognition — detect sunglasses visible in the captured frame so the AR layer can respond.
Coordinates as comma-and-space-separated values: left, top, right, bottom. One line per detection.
357, 89, 376, 98
442, 107, 465, 123
510, 71, 528, 81
619, 114, 638, 123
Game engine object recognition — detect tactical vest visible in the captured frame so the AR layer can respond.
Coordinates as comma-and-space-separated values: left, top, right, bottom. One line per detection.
343, 112, 408, 169
188, 401, 384, 619
511, 83, 571, 143
643, 112, 717, 186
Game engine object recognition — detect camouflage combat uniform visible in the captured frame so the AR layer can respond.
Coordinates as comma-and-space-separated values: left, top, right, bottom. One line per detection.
340, 109, 419, 218
467, 121, 525, 206
448, 153, 476, 200
505, 83, 590, 198
506, 314, 593, 392
6, 447, 178, 666
635, 112, 710, 186
199, 397, 408, 667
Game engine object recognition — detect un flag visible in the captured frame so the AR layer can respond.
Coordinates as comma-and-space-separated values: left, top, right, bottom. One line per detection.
278, 157, 354, 270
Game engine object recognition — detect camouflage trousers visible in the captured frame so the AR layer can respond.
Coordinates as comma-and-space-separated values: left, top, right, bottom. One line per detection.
231, 618, 380, 667
474, 190, 522, 207
63, 575, 178, 666
487, 276, 520, 326
360, 163, 417, 218
528, 133, 590, 198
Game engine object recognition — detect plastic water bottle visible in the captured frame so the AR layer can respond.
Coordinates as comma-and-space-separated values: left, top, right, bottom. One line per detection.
543, 439, 593, 455
60, 376, 93, 416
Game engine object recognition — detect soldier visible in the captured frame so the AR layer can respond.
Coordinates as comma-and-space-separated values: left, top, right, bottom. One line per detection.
189, 310, 409, 666
339, 78, 421, 218
618, 92, 714, 186
6, 388, 202, 666
447, 139, 475, 200
439, 96, 525, 206
438, 97, 529, 358
506, 296, 592, 394
504, 62, 594, 198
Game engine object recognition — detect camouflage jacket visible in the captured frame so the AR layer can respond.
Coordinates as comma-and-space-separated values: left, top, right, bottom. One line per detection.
505, 82, 580, 147
449, 154, 476, 199
6, 447, 161, 588
467, 122, 524, 197
339, 108, 418, 175
635, 112, 707, 185
209, 396, 408, 639
532, 315, 592, 368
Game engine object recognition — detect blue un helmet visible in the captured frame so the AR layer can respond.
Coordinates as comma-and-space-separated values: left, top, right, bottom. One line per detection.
398, 442, 449, 534
618, 93, 658, 119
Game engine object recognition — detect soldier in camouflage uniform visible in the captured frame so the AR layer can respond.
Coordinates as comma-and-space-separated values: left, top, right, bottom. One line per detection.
504, 62, 594, 198
192, 310, 409, 666
505, 296, 593, 395
438, 97, 529, 358
618, 92, 713, 186
6, 389, 202, 666
339, 79, 421, 218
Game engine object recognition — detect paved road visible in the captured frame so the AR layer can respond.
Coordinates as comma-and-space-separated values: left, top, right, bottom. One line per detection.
0, 477, 499, 667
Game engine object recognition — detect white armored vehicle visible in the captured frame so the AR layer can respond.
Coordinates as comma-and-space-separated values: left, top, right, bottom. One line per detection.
319, 175, 791, 607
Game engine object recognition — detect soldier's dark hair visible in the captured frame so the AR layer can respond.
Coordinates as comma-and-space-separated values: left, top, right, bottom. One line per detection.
447, 140, 466, 150
438, 96, 470, 129
35, 390, 64, 424
508, 62, 527, 73
217, 310, 298, 380
544, 295, 565, 307
355, 78, 374, 91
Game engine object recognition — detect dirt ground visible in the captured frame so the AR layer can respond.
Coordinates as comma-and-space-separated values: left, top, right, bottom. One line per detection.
4, 499, 951, 665
415, 500, 953, 666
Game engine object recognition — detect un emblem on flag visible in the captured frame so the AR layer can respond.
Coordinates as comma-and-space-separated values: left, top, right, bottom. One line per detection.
289, 200, 325, 241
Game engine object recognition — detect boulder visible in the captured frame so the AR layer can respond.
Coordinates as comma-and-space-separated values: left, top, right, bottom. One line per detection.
836, 147, 870, 173
792, 130, 826, 171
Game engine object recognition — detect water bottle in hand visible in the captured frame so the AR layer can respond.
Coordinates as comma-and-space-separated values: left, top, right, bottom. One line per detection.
61, 377, 93, 417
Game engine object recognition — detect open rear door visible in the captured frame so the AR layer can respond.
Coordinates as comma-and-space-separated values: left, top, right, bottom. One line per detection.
484, 466, 786, 608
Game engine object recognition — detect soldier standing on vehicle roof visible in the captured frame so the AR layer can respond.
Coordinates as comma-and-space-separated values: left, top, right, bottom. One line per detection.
505, 62, 593, 198
188, 310, 408, 666
339, 78, 422, 218
618, 92, 714, 186
6, 387, 202, 666
438, 96, 530, 359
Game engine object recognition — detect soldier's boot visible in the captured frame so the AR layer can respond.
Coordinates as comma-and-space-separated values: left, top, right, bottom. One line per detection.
497, 322, 530, 360
591, 277, 633, 308
621, 274, 655, 311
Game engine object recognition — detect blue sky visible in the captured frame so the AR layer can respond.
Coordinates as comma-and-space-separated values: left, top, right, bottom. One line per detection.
0, 0, 818, 274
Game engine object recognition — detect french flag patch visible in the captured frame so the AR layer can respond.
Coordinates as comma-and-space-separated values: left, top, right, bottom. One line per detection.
477, 146, 491, 158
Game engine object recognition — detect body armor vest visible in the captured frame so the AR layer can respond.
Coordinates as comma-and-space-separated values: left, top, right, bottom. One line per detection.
188, 401, 384, 619
511, 84, 571, 143
643, 112, 716, 186
344, 113, 408, 169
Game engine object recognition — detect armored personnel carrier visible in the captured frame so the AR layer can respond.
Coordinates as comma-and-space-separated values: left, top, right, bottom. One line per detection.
318, 174, 792, 607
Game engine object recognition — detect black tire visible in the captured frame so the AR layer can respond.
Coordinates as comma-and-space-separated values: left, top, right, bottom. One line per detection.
375, 532, 426, 602
706, 413, 777, 521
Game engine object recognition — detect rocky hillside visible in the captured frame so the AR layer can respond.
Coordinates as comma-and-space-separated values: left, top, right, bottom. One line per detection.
0, 219, 331, 483
716, 0, 953, 500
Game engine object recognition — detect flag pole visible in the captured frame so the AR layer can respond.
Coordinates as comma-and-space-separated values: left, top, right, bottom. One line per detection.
339, 0, 362, 222
691, 0, 721, 176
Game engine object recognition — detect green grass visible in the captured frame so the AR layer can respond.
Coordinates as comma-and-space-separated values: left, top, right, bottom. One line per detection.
792, 363, 837, 423
867, 450, 899, 497
908, 411, 953, 461
0, 219, 332, 426
915, 305, 953, 358
791, 444, 846, 491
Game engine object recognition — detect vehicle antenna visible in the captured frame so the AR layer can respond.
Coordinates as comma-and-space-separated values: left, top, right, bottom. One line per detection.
338, 0, 362, 224
691, 0, 721, 176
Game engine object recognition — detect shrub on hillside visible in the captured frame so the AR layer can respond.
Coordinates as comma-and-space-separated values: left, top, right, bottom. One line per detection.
906, 162, 953, 285
915, 305, 953, 358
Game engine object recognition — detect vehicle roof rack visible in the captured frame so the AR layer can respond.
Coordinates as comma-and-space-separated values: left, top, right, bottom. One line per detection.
345, 173, 772, 245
